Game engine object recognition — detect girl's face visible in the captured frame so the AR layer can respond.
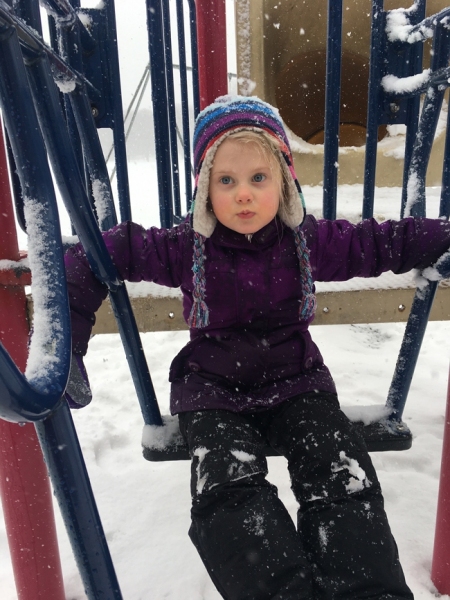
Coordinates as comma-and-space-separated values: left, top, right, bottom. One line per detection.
208, 137, 281, 235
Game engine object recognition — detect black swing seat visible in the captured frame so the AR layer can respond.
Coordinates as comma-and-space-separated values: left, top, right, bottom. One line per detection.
142, 413, 412, 462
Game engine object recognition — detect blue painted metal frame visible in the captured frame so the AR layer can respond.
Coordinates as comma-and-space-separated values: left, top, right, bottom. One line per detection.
0, 6, 123, 598
146, 0, 199, 223
322, 0, 343, 221
322, 0, 450, 428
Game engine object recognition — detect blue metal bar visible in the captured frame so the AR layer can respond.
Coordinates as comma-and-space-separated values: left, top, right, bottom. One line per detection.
186, 0, 200, 118
146, 0, 174, 228
400, 1, 426, 218
40, 0, 96, 53
162, 0, 182, 218
386, 24, 450, 419
104, 0, 132, 223
440, 98, 450, 218
405, 24, 450, 218
18, 3, 162, 427
0, 16, 70, 407
176, 0, 193, 212
386, 280, 439, 420
35, 402, 123, 600
108, 287, 163, 426
322, 0, 343, 221
68, 85, 119, 230
362, 0, 385, 219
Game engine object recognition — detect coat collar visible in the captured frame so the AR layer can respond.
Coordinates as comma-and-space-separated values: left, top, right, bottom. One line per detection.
209, 217, 287, 250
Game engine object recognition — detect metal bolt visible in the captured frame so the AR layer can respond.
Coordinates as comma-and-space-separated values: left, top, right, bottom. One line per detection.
390, 102, 400, 114
91, 106, 99, 118
168, 311, 175, 319
323, 307, 330, 314
398, 304, 406, 312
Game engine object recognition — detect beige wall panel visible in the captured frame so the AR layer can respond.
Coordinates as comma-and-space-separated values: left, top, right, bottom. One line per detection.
235, 0, 450, 187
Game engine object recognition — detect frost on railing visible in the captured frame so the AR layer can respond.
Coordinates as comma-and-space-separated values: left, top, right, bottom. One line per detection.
382, 69, 431, 95
386, 4, 450, 45
386, 5, 434, 44
92, 178, 114, 230
23, 196, 66, 394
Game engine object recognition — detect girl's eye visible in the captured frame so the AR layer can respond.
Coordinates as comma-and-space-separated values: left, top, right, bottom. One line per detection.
220, 176, 232, 185
253, 173, 266, 183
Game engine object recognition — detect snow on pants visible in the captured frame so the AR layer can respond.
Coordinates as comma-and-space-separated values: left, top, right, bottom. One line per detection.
178, 393, 413, 600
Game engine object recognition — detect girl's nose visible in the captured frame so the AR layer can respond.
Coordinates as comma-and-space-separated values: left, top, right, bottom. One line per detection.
236, 184, 253, 203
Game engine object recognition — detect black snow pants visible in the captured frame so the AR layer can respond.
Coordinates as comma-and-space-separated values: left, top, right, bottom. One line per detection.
178, 393, 414, 600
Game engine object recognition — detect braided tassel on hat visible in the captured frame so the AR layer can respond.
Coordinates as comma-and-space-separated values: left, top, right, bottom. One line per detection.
188, 232, 210, 328
294, 226, 317, 321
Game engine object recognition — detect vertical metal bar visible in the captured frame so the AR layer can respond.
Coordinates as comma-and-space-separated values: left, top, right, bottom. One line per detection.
386, 23, 450, 420
405, 24, 450, 218
187, 0, 200, 118
322, 0, 343, 221
440, 102, 450, 218
56, 22, 118, 230
400, 0, 426, 218
18, 20, 162, 426
108, 287, 163, 426
162, 0, 182, 218
386, 280, 439, 420
35, 403, 123, 600
362, 0, 385, 219
176, 0, 193, 211
146, 0, 174, 228
104, 0, 132, 222
68, 86, 119, 230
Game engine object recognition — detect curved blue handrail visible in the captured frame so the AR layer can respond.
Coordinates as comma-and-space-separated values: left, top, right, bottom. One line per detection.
0, 16, 71, 423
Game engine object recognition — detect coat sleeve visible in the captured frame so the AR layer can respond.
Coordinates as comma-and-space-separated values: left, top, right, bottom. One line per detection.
303, 215, 450, 282
65, 220, 191, 355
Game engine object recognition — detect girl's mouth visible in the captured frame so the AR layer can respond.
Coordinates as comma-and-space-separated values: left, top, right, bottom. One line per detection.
237, 211, 256, 219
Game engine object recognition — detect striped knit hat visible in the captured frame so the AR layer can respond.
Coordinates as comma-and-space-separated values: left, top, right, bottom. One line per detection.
188, 95, 316, 328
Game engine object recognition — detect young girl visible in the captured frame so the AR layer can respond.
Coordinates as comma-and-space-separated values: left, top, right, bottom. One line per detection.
65, 95, 450, 599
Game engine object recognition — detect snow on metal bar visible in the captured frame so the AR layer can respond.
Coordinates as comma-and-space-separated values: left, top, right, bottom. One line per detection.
386, 5, 450, 45
0, 1, 98, 95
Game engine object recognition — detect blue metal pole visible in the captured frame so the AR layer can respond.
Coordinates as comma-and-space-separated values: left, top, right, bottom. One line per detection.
405, 24, 450, 218
0, 17, 71, 398
16, 10, 162, 426
186, 0, 200, 119
362, 0, 384, 219
104, 0, 132, 223
322, 0, 343, 221
176, 0, 193, 212
386, 23, 450, 419
162, 0, 182, 218
386, 281, 438, 419
146, 0, 174, 228
35, 403, 123, 600
400, 0, 426, 218
68, 85, 119, 230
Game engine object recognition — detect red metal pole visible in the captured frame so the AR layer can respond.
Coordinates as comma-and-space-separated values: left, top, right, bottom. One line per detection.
195, 0, 228, 109
431, 364, 450, 594
0, 125, 65, 598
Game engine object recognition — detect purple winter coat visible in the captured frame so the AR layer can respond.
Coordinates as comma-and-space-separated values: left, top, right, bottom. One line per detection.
65, 214, 450, 415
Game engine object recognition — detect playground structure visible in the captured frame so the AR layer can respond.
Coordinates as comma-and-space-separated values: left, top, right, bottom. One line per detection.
1, 0, 450, 598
